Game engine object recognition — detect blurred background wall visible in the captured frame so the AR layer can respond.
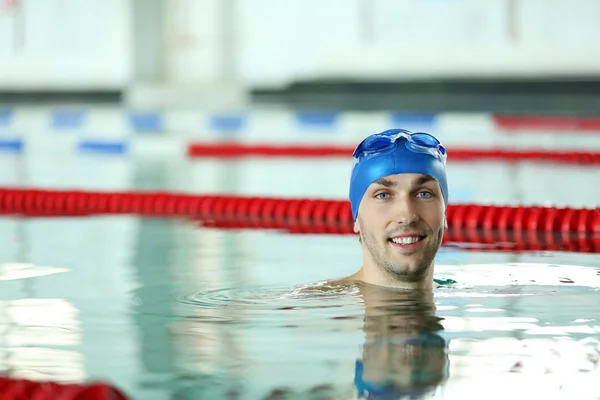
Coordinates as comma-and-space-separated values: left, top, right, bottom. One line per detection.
1, 0, 600, 112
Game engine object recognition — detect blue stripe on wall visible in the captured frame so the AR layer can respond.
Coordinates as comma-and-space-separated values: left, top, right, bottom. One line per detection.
390, 113, 436, 127
0, 109, 13, 126
0, 139, 23, 153
210, 114, 246, 131
52, 110, 85, 129
129, 112, 163, 132
77, 140, 127, 154
295, 112, 338, 128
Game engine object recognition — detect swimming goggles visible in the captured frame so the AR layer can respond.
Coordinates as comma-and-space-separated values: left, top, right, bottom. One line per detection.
352, 129, 447, 166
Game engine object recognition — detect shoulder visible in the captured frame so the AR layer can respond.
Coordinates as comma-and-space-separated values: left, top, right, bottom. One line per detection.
289, 277, 359, 295
327, 271, 361, 286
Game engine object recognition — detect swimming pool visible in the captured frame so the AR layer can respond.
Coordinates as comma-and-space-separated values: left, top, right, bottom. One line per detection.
0, 107, 599, 399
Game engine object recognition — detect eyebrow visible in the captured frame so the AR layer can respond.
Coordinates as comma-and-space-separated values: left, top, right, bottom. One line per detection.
373, 175, 435, 189
373, 178, 396, 188
412, 175, 436, 187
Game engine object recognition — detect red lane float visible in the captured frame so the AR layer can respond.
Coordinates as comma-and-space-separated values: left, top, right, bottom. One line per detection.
186, 143, 600, 164
1, 188, 598, 252
1, 188, 598, 233
0, 376, 128, 399
493, 115, 600, 132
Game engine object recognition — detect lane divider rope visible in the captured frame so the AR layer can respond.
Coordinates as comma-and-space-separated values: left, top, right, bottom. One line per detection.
0, 376, 128, 400
187, 143, 600, 164
1, 188, 597, 233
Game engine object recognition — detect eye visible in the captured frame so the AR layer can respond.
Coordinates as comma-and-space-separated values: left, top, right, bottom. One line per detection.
416, 190, 433, 198
375, 192, 391, 200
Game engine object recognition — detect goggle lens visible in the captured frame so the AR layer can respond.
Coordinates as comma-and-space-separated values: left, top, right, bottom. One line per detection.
353, 129, 446, 161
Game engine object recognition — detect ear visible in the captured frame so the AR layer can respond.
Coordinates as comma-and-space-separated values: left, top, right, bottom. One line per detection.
353, 219, 360, 233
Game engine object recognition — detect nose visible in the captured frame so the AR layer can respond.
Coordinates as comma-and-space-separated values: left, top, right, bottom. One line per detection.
393, 195, 419, 225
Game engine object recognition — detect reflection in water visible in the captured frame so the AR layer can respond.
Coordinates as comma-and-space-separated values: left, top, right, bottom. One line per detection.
354, 284, 448, 399
0, 299, 84, 382
173, 282, 451, 399
166, 262, 600, 399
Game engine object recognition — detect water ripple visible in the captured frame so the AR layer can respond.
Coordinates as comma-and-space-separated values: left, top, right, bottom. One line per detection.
177, 282, 362, 311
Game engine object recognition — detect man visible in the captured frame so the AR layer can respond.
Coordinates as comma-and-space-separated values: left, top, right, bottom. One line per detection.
327, 128, 451, 397
337, 128, 449, 290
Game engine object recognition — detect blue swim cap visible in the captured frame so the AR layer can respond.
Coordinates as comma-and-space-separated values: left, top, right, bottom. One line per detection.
349, 129, 448, 221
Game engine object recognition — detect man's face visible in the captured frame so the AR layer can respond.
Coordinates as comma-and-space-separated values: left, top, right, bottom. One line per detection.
354, 173, 446, 282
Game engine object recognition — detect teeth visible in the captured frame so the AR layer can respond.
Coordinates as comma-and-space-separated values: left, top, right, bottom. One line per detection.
391, 236, 421, 245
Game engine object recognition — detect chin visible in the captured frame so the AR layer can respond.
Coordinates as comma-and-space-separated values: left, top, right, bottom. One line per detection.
392, 253, 427, 269
386, 263, 431, 282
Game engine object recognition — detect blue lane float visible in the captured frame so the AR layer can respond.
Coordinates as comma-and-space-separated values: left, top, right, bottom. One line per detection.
295, 112, 339, 128
0, 139, 23, 153
210, 114, 246, 132
77, 140, 128, 155
128, 112, 163, 133
51, 110, 86, 129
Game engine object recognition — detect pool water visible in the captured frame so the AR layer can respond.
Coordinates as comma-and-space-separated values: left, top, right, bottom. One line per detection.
171, 259, 600, 399
0, 109, 599, 399
1, 215, 599, 399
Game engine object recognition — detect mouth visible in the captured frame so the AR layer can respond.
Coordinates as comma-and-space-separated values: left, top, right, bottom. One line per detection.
388, 235, 426, 253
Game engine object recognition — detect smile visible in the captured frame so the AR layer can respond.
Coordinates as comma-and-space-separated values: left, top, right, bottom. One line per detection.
390, 236, 422, 245
388, 235, 426, 252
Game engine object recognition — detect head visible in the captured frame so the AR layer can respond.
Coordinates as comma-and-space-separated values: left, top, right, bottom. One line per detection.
349, 129, 448, 285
